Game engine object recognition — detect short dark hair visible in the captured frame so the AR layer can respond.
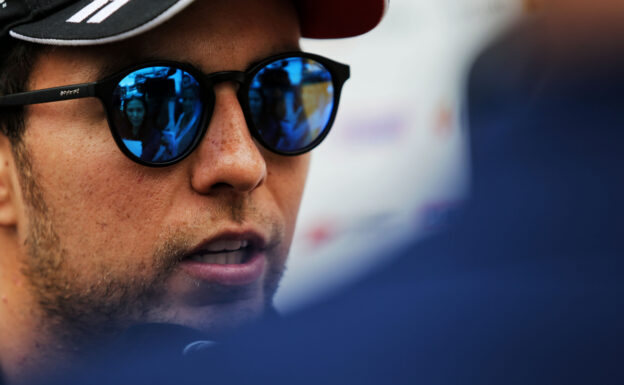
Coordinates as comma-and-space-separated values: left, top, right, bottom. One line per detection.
0, 40, 45, 143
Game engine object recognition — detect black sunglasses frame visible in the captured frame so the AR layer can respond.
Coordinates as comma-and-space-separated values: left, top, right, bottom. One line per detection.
0, 52, 350, 167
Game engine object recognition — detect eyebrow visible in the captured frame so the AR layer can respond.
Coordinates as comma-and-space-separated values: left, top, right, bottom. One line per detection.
246, 43, 302, 67
95, 55, 159, 80
94, 42, 302, 80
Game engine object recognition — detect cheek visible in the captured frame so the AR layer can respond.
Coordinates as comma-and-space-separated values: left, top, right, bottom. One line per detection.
265, 153, 310, 235
22, 103, 173, 261
264, 154, 310, 268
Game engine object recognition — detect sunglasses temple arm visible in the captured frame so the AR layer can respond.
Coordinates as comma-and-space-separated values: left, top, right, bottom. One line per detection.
0, 83, 96, 107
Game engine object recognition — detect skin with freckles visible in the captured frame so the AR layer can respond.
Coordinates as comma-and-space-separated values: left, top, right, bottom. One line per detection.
0, 0, 309, 382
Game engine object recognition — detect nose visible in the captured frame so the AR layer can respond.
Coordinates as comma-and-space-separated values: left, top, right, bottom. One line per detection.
189, 83, 267, 194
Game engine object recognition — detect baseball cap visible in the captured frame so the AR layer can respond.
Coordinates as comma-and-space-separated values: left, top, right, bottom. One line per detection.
0, 0, 388, 46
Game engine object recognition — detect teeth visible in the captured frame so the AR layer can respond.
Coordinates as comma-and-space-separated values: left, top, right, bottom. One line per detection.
190, 249, 247, 264
188, 239, 252, 264
205, 240, 249, 252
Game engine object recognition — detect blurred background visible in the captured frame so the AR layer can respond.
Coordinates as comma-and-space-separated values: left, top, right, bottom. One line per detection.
275, 0, 535, 312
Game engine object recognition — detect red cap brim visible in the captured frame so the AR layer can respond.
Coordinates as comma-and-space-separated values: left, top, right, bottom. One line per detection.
298, 0, 388, 39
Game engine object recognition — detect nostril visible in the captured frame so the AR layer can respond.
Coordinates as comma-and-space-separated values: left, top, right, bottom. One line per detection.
210, 182, 233, 190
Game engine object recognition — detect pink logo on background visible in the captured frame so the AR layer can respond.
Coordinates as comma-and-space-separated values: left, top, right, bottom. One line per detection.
304, 220, 340, 250
433, 102, 455, 139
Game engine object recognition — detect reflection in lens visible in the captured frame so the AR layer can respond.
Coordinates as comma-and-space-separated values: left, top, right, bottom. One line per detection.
112, 66, 203, 163
249, 57, 335, 153
125, 98, 146, 131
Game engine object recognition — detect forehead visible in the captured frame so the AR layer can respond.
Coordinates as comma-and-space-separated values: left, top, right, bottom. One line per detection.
33, 0, 301, 86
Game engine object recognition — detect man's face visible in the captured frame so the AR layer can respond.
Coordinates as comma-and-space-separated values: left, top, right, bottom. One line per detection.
8, 0, 307, 345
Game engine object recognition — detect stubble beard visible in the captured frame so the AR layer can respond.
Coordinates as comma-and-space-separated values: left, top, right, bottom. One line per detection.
11, 140, 286, 354
13, 140, 180, 350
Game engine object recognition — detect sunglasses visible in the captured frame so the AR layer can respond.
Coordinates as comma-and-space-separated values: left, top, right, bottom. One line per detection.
0, 52, 350, 167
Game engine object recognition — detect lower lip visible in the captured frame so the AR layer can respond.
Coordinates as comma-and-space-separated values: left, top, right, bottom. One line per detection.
180, 252, 266, 286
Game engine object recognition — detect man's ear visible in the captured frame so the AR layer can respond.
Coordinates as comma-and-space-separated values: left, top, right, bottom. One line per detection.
0, 134, 19, 227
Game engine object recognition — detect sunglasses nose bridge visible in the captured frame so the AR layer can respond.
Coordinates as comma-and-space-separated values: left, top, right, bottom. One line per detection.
207, 71, 246, 87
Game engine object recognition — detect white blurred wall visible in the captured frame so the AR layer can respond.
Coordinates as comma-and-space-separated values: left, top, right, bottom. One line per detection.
275, 0, 527, 313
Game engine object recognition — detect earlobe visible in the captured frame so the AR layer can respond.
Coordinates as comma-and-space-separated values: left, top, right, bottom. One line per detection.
0, 134, 18, 227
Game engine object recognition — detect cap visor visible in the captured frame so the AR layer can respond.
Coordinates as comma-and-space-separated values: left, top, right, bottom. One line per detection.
10, 0, 194, 46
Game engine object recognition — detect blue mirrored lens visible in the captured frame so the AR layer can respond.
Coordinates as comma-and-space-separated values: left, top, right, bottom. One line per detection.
111, 66, 203, 163
249, 57, 334, 153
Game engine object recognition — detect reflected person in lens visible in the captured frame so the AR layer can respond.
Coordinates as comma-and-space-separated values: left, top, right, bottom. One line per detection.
161, 84, 202, 159
125, 98, 146, 132
120, 95, 163, 160
255, 66, 308, 151
249, 89, 263, 119
276, 85, 308, 151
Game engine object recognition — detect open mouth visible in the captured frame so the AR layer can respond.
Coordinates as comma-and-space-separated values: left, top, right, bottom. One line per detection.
186, 240, 254, 265
180, 232, 268, 285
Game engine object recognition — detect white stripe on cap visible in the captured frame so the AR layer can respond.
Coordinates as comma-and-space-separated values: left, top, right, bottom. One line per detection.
9, 0, 195, 46
87, 0, 131, 24
66, 0, 108, 23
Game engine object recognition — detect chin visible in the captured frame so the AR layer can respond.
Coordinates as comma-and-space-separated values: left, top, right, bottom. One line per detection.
149, 284, 269, 338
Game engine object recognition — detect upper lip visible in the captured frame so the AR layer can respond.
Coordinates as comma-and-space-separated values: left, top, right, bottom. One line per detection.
184, 230, 268, 259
